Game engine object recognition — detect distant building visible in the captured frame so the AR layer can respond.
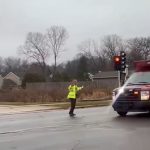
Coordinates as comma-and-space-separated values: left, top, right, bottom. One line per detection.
0, 75, 3, 89
4, 72, 21, 86
91, 70, 134, 89
0, 72, 21, 90
92, 70, 134, 80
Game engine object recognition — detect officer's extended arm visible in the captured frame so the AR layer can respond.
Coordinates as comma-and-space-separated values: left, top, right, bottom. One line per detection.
77, 86, 84, 91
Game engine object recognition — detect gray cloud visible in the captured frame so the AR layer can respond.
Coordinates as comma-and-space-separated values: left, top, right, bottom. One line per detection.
0, 0, 150, 63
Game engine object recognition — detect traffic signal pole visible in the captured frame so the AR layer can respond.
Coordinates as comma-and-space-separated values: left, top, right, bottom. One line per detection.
118, 71, 121, 87
124, 65, 128, 81
113, 51, 127, 87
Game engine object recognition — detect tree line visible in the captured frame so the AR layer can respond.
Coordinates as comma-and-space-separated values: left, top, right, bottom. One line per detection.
1, 26, 150, 83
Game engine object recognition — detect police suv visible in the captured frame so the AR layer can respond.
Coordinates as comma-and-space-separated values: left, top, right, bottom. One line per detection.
112, 60, 150, 116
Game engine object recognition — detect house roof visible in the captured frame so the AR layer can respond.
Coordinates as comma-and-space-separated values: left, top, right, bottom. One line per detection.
4, 72, 20, 80
4, 72, 21, 85
93, 70, 134, 79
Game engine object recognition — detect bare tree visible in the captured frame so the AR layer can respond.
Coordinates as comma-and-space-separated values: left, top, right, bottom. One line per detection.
46, 26, 68, 74
2, 57, 29, 77
0, 57, 4, 74
140, 37, 150, 59
128, 37, 150, 61
102, 35, 124, 61
4, 57, 21, 73
78, 40, 95, 57
78, 39, 107, 71
19, 32, 50, 76
94, 47, 107, 71
78, 39, 98, 68
127, 38, 143, 63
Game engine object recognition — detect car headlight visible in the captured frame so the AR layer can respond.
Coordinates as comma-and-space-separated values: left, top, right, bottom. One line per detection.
118, 88, 124, 95
112, 88, 124, 102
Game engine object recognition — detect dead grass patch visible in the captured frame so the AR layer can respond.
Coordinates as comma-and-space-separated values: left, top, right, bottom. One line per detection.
0, 87, 111, 103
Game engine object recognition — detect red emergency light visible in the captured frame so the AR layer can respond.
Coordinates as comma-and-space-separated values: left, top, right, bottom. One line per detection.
134, 60, 150, 72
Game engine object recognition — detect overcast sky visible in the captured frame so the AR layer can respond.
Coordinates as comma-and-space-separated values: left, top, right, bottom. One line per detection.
0, 0, 150, 63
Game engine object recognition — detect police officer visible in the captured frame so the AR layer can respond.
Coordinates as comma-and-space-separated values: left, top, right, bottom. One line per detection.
67, 79, 83, 116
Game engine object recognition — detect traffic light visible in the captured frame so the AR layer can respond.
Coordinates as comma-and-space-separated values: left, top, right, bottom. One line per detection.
120, 51, 126, 71
114, 56, 121, 70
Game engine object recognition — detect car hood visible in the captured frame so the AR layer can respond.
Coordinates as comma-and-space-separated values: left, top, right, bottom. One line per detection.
125, 84, 150, 90
113, 84, 150, 92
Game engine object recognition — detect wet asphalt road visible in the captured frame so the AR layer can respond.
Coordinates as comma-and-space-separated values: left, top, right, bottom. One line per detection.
0, 106, 150, 150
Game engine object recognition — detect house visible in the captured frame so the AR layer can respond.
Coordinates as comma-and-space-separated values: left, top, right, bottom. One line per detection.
91, 70, 134, 89
4, 72, 21, 86
0, 75, 3, 89
0, 72, 21, 90
92, 70, 134, 80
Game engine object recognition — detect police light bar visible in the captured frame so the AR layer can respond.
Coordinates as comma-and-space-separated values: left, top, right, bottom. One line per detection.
134, 60, 150, 72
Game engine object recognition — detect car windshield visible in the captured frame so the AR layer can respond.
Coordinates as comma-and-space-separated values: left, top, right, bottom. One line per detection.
125, 72, 150, 85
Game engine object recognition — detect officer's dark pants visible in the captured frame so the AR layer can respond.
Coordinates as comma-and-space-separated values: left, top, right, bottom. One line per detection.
69, 98, 76, 114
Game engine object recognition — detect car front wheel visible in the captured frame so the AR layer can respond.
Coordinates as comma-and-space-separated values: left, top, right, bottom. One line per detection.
117, 111, 127, 117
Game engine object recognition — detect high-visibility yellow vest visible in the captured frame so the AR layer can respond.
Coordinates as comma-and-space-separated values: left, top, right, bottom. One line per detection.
67, 85, 82, 99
